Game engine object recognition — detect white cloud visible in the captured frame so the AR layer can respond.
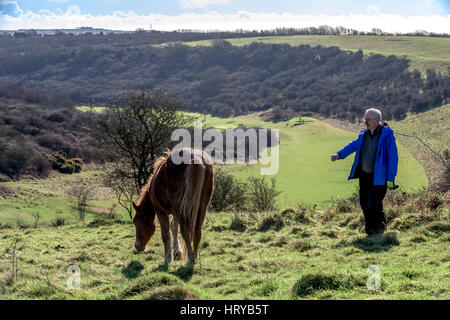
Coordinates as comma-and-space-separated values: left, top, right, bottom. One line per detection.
179, 0, 230, 9
0, 1, 23, 17
0, 9, 449, 34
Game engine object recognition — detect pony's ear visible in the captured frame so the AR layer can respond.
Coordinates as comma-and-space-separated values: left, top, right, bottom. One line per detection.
132, 202, 138, 211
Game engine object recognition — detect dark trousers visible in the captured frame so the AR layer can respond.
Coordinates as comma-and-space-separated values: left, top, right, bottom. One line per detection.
359, 171, 387, 235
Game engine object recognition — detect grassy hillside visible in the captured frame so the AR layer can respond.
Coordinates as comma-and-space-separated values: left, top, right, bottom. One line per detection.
0, 188, 448, 300
390, 104, 450, 157
0, 165, 128, 228
178, 35, 450, 75
389, 104, 450, 188
193, 112, 428, 208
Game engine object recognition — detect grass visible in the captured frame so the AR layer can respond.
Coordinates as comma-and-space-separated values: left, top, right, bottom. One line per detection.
175, 35, 450, 75
0, 165, 129, 228
75, 106, 106, 113
0, 188, 448, 300
390, 104, 450, 157
389, 104, 450, 187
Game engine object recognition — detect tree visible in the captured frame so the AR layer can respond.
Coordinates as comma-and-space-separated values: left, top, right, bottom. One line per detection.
67, 180, 94, 222
102, 162, 139, 220
89, 90, 196, 204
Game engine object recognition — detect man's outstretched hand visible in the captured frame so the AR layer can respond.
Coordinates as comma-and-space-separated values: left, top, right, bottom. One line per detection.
331, 154, 340, 161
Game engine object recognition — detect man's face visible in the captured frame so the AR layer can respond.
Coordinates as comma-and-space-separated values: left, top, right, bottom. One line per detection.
364, 116, 380, 131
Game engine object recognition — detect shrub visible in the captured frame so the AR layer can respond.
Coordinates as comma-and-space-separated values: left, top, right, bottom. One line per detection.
46, 111, 68, 123
293, 204, 313, 224
210, 167, 248, 211
258, 213, 284, 231
51, 217, 65, 227
229, 211, 248, 232
68, 158, 83, 173
333, 198, 354, 213
247, 176, 281, 211
47, 151, 83, 174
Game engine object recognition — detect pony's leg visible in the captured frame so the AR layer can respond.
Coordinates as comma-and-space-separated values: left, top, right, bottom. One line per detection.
179, 216, 195, 265
158, 212, 172, 265
171, 217, 182, 260
193, 204, 207, 260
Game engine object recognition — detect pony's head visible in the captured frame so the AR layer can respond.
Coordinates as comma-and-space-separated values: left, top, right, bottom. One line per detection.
132, 200, 156, 252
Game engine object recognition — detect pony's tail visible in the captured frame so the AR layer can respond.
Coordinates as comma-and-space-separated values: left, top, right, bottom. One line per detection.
180, 163, 206, 259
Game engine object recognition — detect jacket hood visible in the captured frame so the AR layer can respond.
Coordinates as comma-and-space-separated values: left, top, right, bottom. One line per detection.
381, 122, 393, 137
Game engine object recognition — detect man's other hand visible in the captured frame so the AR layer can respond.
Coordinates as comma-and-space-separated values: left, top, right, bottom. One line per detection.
331, 154, 340, 161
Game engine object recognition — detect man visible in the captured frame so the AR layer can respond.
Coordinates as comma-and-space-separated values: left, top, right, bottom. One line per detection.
331, 108, 398, 235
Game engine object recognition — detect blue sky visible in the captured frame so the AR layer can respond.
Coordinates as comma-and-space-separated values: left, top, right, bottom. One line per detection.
5, 0, 450, 16
1, 0, 449, 32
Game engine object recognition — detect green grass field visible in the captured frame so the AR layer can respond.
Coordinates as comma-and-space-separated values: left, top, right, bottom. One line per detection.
0, 189, 448, 300
191, 112, 427, 208
175, 35, 450, 75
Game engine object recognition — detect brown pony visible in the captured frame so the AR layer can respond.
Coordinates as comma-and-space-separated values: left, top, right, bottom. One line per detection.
132, 147, 214, 265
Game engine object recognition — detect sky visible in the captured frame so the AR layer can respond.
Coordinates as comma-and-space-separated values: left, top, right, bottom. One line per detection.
0, 0, 449, 32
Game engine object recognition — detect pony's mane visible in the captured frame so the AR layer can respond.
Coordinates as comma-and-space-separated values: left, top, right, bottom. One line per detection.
136, 149, 172, 207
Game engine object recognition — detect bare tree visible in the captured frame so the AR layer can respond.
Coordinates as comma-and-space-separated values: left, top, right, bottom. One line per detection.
31, 212, 40, 228
102, 162, 139, 220
89, 90, 196, 190
89, 90, 196, 219
67, 181, 94, 222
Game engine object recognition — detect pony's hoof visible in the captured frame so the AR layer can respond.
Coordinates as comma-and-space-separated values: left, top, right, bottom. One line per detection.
173, 251, 182, 260
188, 260, 196, 266
164, 256, 172, 265
188, 255, 197, 265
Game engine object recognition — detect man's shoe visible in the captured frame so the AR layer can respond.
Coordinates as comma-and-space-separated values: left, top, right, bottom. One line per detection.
376, 223, 386, 235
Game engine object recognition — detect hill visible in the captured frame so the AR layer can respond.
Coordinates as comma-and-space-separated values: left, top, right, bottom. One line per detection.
1, 36, 448, 121
180, 35, 450, 75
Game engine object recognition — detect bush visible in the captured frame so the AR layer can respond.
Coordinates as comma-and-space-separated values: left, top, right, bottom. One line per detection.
210, 167, 248, 211
229, 211, 248, 232
247, 176, 281, 211
258, 213, 284, 231
51, 217, 65, 227
47, 151, 83, 174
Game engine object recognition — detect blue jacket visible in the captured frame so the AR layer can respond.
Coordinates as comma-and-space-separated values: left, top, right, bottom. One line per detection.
336, 124, 398, 185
